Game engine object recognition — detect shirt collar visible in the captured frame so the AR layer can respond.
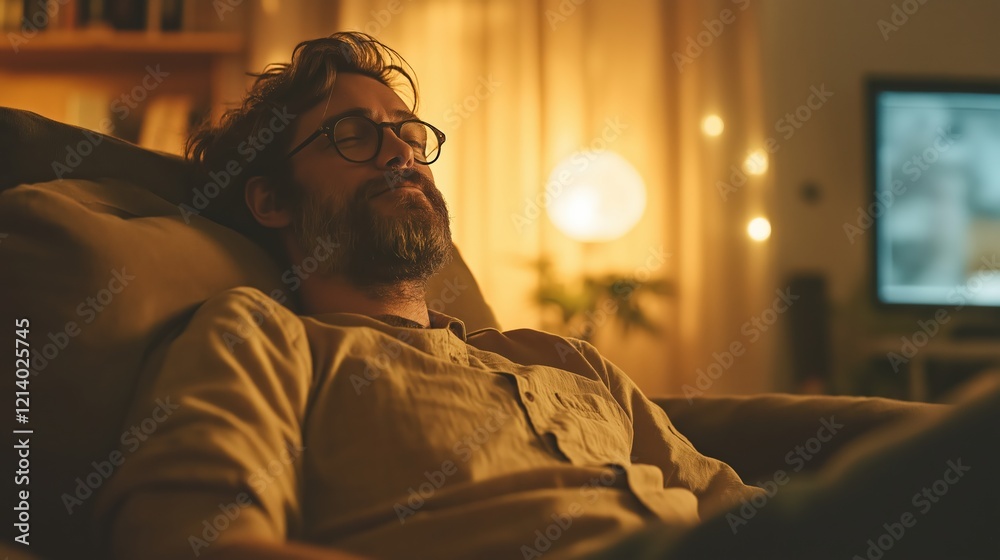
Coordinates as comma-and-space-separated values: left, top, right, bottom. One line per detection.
428, 310, 468, 340
306, 309, 468, 341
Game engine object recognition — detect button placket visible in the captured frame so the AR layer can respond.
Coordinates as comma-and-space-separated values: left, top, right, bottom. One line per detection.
503, 374, 563, 458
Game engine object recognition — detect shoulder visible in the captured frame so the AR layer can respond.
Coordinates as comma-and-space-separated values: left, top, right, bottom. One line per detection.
197, 285, 289, 314
188, 286, 307, 349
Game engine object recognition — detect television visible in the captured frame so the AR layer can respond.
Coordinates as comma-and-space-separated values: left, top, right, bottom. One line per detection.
869, 78, 1000, 309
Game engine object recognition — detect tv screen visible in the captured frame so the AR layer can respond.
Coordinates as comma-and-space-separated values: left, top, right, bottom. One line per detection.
870, 79, 1000, 308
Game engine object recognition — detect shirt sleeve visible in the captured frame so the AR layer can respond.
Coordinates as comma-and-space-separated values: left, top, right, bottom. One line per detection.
93, 287, 312, 560
566, 338, 763, 519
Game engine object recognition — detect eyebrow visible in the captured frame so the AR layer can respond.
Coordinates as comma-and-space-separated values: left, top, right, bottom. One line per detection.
319, 107, 417, 127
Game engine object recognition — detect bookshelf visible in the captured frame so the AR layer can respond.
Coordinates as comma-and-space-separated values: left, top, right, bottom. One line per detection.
0, 0, 249, 154
0, 29, 243, 56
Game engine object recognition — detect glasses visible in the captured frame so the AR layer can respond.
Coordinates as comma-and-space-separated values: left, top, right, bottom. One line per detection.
287, 115, 447, 164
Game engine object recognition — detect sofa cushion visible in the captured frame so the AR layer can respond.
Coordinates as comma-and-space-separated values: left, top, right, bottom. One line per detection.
653, 394, 945, 483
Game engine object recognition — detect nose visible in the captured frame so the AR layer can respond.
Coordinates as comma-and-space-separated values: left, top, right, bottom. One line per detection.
375, 125, 416, 170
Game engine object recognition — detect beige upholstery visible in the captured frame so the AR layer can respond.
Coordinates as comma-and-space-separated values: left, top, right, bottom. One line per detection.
654, 394, 945, 483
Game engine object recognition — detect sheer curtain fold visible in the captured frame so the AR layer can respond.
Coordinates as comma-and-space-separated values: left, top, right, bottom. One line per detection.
335, 0, 775, 395
664, 0, 776, 395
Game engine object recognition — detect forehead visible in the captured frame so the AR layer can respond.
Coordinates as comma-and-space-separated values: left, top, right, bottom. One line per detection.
295, 73, 412, 137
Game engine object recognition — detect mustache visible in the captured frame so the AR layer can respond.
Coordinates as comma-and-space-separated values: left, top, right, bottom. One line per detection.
360, 171, 438, 200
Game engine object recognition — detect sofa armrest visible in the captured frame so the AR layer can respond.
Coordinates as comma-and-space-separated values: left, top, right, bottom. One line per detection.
651, 394, 946, 483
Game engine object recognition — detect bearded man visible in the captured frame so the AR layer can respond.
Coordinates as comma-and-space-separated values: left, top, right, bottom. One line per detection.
93, 32, 1000, 560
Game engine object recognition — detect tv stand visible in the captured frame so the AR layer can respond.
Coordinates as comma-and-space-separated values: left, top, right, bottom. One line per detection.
949, 322, 1000, 340
863, 336, 1000, 401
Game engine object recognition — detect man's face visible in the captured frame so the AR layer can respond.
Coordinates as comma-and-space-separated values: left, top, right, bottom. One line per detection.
283, 72, 452, 289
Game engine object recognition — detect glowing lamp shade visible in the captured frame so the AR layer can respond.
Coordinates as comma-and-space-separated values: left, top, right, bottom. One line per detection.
747, 216, 772, 241
545, 151, 647, 242
701, 114, 725, 137
743, 149, 769, 175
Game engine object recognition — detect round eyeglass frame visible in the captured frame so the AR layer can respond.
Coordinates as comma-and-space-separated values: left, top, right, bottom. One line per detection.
286, 115, 447, 165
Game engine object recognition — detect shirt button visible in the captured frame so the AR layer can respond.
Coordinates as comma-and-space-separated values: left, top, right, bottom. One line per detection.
524, 391, 536, 402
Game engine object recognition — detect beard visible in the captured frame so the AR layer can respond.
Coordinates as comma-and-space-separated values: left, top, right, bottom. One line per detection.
290, 170, 453, 293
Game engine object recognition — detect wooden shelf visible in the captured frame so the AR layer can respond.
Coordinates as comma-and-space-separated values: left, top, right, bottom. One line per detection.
2, 30, 243, 57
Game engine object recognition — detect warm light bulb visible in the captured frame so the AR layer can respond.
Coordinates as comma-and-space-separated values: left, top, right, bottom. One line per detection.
701, 115, 725, 137
743, 149, 769, 175
545, 151, 646, 242
747, 217, 771, 241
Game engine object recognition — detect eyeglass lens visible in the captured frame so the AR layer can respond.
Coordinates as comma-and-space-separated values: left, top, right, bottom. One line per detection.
331, 117, 440, 163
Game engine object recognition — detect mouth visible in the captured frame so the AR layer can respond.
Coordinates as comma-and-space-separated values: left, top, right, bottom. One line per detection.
368, 183, 424, 199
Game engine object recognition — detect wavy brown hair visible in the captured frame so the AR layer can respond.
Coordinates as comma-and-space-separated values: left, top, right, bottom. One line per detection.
185, 31, 419, 235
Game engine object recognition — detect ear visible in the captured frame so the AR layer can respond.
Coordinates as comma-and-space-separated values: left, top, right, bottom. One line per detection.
245, 175, 292, 228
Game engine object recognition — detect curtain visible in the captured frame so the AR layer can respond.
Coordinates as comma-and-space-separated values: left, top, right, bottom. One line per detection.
333, 0, 777, 396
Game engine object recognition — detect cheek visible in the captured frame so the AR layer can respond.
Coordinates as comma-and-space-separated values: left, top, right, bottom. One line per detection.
293, 158, 363, 199
416, 166, 435, 184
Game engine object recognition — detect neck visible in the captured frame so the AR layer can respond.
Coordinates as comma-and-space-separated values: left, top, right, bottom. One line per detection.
296, 272, 430, 326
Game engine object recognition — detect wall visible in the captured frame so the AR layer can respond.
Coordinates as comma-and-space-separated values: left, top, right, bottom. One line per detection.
758, 0, 1000, 392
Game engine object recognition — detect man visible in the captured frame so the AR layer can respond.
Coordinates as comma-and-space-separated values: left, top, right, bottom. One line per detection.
93, 32, 762, 560
94, 32, 1000, 560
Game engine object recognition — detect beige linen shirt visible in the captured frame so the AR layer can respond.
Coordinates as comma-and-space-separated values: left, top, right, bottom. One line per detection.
95, 287, 762, 559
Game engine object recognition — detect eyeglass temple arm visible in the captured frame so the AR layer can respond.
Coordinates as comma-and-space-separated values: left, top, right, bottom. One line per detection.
287, 129, 327, 158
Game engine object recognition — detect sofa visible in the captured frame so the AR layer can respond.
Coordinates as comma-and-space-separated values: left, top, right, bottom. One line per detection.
0, 107, 959, 559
